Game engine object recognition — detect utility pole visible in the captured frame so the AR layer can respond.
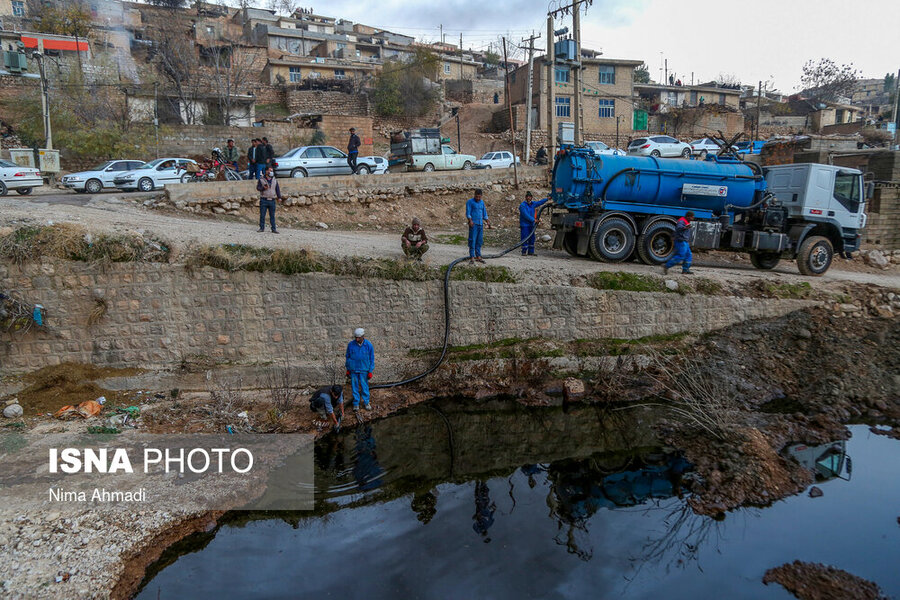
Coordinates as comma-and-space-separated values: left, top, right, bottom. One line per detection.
546, 16, 555, 163
154, 81, 160, 158
755, 80, 762, 141
572, 3, 582, 145
459, 32, 463, 80
616, 115, 620, 149
664, 58, 668, 84
894, 68, 900, 148
33, 51, 52, 150
502, 37, 519, 188
521, 30, 541, 164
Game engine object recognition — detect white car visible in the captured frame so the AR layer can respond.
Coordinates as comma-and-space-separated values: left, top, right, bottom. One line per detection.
627, 135, 692, 158
61, 160, 146, 193
0, 159, 42, 196
585, 141, 625, 155
689, 137, 736, 158
274, 146, 388, 178
113, 158, 197, 191
475, 151, 520, 169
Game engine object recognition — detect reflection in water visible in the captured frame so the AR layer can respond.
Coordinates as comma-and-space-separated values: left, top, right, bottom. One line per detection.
136, 399, 900, 600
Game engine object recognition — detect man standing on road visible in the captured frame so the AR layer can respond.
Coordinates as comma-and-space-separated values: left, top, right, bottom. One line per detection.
262, 137, 275, 170
347, 127, 361, 174
466, 189, 491, 264
257, 166, 282, 234
309, 384, 344, 429
518, 191, 549, 256
248, 139, 260, 179
346, 328, 375, 412
222, 139, 240, 170
663, 211, 695, 275
401, 217, 429, 261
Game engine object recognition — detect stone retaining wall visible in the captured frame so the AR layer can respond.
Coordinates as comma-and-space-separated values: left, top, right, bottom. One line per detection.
158, 167, 548, 215
0, 259, 811, 377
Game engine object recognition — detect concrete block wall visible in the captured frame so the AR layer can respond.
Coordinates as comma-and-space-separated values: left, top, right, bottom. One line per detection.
864, 183, 900, 249
0, 260, 811, 377
285, 91, 370, 116
318, 115, 374, 156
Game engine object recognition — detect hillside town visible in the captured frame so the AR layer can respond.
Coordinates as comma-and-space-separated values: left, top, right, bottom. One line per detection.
0, 1, 899, 600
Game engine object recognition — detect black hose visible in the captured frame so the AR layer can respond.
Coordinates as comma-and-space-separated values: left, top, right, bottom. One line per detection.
371, 203, 552, 390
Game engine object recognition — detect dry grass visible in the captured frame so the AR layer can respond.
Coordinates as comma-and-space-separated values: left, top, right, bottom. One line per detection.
0, 224, 171, 265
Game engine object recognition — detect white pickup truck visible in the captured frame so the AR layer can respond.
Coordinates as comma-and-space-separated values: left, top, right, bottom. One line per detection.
390, 129, 477, 172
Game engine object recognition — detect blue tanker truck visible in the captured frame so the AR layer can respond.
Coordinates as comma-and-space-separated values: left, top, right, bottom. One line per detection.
549, 146, 870, 275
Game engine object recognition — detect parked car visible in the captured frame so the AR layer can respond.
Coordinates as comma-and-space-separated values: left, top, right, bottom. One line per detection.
61, 160, 146, 193
474, 151, 520, 169
585, 141, 625, 155
274, 146, 387, 178
410, 144, 477, 172
689, 137, 738, 158
627, 136, 692, 158
0, 159, 42, 196
734, 140, 766, 155
113, 158, 197, 192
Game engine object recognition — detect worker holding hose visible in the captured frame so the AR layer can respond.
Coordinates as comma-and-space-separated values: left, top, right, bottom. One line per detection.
346, 328, 375, 411
466, 189, 491, 264
518, 191, 549, 256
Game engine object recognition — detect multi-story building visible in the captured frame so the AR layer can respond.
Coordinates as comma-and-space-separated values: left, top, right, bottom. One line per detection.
508, 53, 642, 145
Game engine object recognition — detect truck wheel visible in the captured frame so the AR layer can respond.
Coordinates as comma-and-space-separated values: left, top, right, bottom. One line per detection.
636, 220, 676, 265
423, 163, 435, 172
562, 232, 579, 257
462, 161, 472, 170
750, 252, 781, 270
588, 218, 635, 262
796, 236, 833, 276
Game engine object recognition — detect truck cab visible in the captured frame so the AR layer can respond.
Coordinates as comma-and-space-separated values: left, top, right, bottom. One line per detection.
764, 163, 867, 255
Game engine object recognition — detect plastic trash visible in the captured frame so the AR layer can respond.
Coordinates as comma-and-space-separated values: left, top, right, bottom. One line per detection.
32, 305, 43, 326
96, 396, 106, 405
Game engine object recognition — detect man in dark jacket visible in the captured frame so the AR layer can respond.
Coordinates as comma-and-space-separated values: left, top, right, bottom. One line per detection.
347, 127, 361, 173
248, 139, 260, 179
222, 139, 240, 170
663, 211, 694, 274
262, 137, 275, 169
401, 217, 429, 260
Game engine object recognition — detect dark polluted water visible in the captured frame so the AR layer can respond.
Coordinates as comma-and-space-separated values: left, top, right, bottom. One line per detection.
136, 400, 900, 600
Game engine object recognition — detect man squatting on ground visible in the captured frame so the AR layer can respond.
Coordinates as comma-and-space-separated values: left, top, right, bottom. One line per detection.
663, 211, 695, 275
402, 218, 429, 260
466, 189, 491, 264
346, 328, 375, 411
257, 166, 283, 234
310, 385, 344, 428
519, 191, 549, 256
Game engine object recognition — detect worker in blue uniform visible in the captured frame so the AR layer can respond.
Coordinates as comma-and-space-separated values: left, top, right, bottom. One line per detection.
518, 191, 549, 256
466, 189, 491, 264
663, 211, 695, 275
346, 327, 375, 411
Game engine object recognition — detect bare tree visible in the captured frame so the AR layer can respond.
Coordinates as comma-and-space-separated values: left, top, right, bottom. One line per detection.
800, 58, 860, 102
151, 23, 207, 124
207, 45, 258, 125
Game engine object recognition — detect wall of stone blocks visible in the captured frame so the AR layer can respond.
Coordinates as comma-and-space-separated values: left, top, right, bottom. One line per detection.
284, 90, 370, 117
864, 183, 900, 249
0, 260, 810, 377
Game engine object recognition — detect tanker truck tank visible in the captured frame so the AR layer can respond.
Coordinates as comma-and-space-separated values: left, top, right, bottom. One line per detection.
551, 147, 767, 218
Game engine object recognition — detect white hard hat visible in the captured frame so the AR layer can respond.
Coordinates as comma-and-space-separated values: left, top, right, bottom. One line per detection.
354, 328, 365, 337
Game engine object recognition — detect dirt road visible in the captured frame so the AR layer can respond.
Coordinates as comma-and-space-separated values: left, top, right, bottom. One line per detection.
2, 193, 898, 291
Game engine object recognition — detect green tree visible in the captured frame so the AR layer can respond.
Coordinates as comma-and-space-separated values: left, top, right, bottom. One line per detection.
885, 73, 896, 93
374, 50, 440, 118
483, 51, 500, 67
633, 63, 651, 84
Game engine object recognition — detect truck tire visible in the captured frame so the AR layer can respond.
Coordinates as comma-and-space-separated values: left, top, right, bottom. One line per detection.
750, 252, 781, 270
588, 218, 635, 262
423, 163, 435, 172
636, 220, 676, 265
462, 161, 472, 170
562, 232, 579, 257
796, 236, 833, 276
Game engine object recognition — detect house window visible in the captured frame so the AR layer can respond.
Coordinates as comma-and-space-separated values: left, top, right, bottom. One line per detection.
598, 99, 614, 118
444, 63, 451, 74
289, 66, 302, 82
206, 26, 215, 35
337, 43, 346, 49
598, 65, 615, 85
334, 69, 346, 79
12, 0, 25, 16
555, 67, 569, 83
690, 90, 698, 105
555, 96, 570, 118
718, 93, 726, 105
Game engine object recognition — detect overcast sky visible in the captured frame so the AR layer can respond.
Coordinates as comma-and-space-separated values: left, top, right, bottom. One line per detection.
286, 0, 898, 91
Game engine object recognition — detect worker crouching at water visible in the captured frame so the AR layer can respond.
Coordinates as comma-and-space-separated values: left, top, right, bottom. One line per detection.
346, 328, 375, 411
401, 217, 429, 261
310, 384, 344, 429
663, 211, 695, 275
518, 191, 549, 256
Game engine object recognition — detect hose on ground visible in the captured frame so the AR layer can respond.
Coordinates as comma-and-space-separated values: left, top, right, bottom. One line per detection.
371, 203, 552, 390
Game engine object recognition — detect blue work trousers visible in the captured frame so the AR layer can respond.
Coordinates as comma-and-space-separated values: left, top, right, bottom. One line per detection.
259, 199, 277, 231
468, 224, 484, 258
520, 224, 536, 254
665, 241, 693, 271
350, 372, 370, 407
